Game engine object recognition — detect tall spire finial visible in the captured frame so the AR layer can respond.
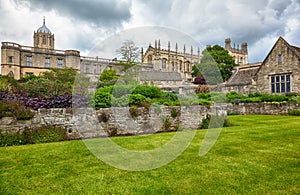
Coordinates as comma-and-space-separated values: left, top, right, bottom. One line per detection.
43, 16, 45, 25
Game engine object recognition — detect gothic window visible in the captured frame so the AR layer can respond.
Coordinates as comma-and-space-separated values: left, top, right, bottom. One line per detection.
271, 74, 290, 93
172, 62, 175, 71
179, 60, 182, 71
26, 56, 32, 66
58, 59, 63, 68
8, 71, 14, 78
45, 58, 50, 68
185, 62, 190, 72
148, 55, 152, 63
278, 54, 283, 64
162, 58, 167, 69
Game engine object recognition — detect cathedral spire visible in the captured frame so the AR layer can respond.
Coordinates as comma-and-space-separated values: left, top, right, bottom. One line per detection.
43, 16, 46, 25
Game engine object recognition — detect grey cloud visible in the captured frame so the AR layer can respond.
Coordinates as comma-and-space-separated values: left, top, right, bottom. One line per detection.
12, 0, 132, 27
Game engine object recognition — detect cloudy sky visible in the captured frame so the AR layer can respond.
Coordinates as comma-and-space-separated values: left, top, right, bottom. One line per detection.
1, 0, 300, 62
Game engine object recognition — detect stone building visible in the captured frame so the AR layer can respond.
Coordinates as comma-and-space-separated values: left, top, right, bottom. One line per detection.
1, 18, 123, 81
142, 40, 201, 81
226, 36, 300, 94
225, 38, 248, 65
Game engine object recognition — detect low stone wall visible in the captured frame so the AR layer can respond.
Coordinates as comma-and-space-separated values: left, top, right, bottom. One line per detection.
0, 105, 225, 138
1, 103, 299, 138
225, 103, 300, 115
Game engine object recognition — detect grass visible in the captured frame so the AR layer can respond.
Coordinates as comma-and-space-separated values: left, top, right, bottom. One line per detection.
0, 115, 300, 194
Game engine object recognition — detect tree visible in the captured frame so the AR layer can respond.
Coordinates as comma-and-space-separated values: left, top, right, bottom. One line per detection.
116, 40, 140, 66
192, 45, 238, 83
98, 69, 119, 86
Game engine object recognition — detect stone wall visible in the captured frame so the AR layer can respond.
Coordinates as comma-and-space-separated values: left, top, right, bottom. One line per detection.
1, 103, 299, 137
0, 105, 221, 138
225, 102, 300, 115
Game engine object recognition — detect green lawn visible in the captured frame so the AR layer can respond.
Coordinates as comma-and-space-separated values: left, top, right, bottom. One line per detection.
1, 115, 299, 194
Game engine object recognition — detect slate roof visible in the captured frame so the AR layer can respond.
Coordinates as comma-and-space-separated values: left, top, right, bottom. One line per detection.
139, 71, 182, 81
226, 63, 261, 86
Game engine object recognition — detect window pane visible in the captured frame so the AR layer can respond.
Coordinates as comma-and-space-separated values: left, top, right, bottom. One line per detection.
271, 76, 275, 83
286, 75, 290, 82
281, 83, 285, 93
276, 83, 280, 93
271, 84, 275, 93
276, 76, 280, 82
281, 75, 285, 82
286, 82, 291, 92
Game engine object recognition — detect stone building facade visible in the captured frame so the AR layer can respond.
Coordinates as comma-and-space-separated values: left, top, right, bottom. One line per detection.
1, 18, 123, 81
226, 37, 300, 94
225, 38, 248, 65
142, 40, 201, 81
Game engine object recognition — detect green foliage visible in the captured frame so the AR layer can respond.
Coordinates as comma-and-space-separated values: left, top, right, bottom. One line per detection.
42, 68, 77, 84
201, 115, 233, 129
94, 92, 112, 109
0, 116, 299, 194
171, 108, 180, 118
129, 106, 140, 118
192, 45, 238, 83
163, 117, 171, 130
288, 109, 300, 116
0, 101, 34, 120
133, 85, 162, 99
161, 92, 178, 102
21, 74, 42, 82
111, 84, 134, 98
0, 125, 67, 147
111, 95, 130, 107
226, 91, 246, 103
99, 69, 119, 84
0, 75, 19, 92
23, 77, 72, 98
129, 94, 146, 106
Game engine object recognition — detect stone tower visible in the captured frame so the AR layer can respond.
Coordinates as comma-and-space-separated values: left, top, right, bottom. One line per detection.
33, 17, 55, 49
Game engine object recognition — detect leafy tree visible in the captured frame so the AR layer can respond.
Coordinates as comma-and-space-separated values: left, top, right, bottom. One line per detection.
192, 45, 238, 83
41, 68, 78, 84
99, 69, 119, 85
116, 40, 140, 66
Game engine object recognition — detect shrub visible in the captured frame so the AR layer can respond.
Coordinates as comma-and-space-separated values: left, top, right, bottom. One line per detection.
288, 109, 300, 116
161, 92, 178, 102
226, 91, 246, 103
201, 115, 232, 129
133, 85, 162, 99
98, 112, 110, 122
163, 117, 171, 130
129, 106, 140, 118
0, 125, 68, 147
111, 95, 130, 107
94, 92, 112, 109
129, 94, 146, 106
111, 84, 134, 98
171, 108, 180, 118
0, 100, 34, 120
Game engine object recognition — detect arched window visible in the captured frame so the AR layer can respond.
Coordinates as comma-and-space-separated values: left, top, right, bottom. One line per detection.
8, 71, 14, 78
185, 61, 190, 72
179, 60, 183, 71
147, 55, 152, 63
171, 62, 175, 71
